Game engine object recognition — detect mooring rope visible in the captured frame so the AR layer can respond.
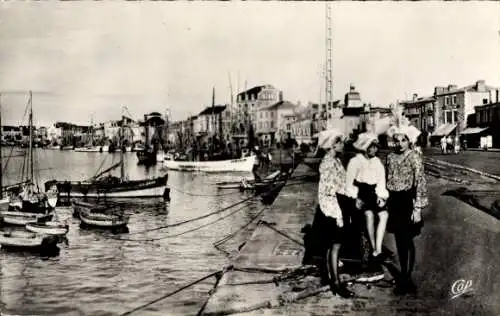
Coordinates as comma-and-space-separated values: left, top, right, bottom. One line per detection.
119, 270, 224, 316
169, 185, 243, 197
111, 202, 254, 242
213, 206, 268, 247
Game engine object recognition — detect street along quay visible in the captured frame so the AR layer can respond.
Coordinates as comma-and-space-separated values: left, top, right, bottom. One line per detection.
198, 162, 500, 316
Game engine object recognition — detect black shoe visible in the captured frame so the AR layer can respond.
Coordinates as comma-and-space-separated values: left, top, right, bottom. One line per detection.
330, 283, 355, 298
406, 279, 418, 294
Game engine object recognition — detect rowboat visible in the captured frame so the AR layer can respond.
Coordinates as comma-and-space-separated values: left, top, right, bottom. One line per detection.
74, 146, 101, 152
165, 155, 256, 173
25, 221, 69, 236
0, 211, 53, 226
79, 210, 129, 228
217, 170, 281, 190
0, 230, 60, 250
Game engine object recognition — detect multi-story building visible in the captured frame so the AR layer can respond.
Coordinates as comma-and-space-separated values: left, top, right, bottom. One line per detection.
400, 94, 437, 134
193, 105, 227, 137
463, 98, 500, 148
235, 84, 283, 138
1, 126, 22, 143
256, 100, 296, 146
431, 80, 500, 137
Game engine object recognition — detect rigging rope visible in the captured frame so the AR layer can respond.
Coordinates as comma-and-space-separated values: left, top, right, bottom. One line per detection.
119, 269, 224, 316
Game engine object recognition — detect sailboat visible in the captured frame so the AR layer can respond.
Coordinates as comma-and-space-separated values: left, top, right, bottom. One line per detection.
137, 114, 158, 165
0, 91, 58, 223
49, 113, 168, 199
75, 115, 101, 152
164, 87, 256, 173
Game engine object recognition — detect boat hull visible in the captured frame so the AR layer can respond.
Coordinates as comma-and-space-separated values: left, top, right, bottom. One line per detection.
25, 222, 69, 236
53, 176, 168, 198
0, 231, 60, 249
79, 211, 129, 228
0, 212, 53, 226
165, 156, 256, 173
74, 147, 101, 152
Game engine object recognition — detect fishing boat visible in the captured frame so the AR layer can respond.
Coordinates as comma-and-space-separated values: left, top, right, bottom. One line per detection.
3, 92, 58, 214
48, 113, 169, 199
0, 230, 60, 250
74, 146, 101, 152
217, 170, 281, 190
165, 155, 255, 173
25, 221, 69, 236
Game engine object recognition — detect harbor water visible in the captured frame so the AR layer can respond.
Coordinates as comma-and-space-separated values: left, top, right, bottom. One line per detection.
0, 148, 259, 315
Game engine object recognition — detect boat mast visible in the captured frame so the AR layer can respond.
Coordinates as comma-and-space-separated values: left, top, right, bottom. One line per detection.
120, 114, 125, 181
28, 90, 34, 183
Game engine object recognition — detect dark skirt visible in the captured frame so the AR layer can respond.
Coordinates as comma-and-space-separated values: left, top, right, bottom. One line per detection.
354, 180, 384, 213
310, 194, 352, 256
386, 189, 424, 237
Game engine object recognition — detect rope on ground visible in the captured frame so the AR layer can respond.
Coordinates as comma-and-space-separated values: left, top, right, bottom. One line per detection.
119, 270, 224, 316
111, 201, 255, 242
260, 221, 304, 247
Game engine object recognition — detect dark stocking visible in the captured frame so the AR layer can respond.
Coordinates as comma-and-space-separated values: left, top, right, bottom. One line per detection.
326, 243, 342, 286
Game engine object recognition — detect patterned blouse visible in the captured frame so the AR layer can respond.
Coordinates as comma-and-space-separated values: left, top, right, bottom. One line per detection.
318, 150, 347, 219
386, 149, 428, 209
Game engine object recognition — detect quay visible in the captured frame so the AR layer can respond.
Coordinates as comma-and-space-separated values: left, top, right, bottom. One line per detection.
199, 158, 500, 315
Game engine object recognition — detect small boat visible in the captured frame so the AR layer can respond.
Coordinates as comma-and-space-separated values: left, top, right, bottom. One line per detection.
0, 230, 60, 250
79, 210, 129, 228
0, 211, 53, 226
62, 145, 75, 150
74, 146, 101, 152
25, 221, 69, 236
165, 155, 256, 173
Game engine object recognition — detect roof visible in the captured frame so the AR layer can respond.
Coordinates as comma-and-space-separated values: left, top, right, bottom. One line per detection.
237, 85, 269, 97
431, 123, 457, 137
436, 84, 499, 97
259, 100, 296, 111
474, 102, 500, 110
400, 96, 436, 105
460, 127, 488, 135
198, 105, 227, 116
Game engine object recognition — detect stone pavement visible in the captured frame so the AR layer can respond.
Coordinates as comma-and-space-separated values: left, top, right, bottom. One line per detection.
200, 161, 500, 316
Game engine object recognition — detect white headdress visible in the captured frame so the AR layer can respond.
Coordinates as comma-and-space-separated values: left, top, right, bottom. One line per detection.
386, 102, 421, 144
353, 132, 379, 152
317, 128, 345, 150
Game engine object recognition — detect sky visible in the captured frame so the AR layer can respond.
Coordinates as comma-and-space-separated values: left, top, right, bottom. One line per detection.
0, 2, 499, 127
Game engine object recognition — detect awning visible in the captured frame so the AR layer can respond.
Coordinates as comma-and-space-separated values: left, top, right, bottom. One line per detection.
431, 123, 457, 137
460, 127, 488, 135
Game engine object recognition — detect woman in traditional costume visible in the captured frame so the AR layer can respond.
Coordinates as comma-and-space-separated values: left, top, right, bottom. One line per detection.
386, 120, 428, 295
311, 128, 355, 298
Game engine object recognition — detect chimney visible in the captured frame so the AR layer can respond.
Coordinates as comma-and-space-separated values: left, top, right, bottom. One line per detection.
412, 93, 418, 101
476, 80, 485, 92
279, 91, 283, 102
447, 84, 457, 91
434, 86, 445, 96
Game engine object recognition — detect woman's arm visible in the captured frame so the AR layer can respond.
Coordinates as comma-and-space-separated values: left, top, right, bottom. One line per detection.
412, 152, 428, 209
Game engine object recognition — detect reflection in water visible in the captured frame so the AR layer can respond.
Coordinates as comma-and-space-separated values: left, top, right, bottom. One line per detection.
0, 149, 256, 315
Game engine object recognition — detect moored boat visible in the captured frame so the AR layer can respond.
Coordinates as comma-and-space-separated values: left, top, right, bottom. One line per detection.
25, 221, 69, 236
165, 155, 256, 173
79, 210, 129, 228
0, 230, 60, 250
0, 211, 53, 226
74, 146, 101, 152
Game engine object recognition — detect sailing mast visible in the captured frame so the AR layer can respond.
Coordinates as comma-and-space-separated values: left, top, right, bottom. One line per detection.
120, 115, 125, 181
28, 91, 34, 184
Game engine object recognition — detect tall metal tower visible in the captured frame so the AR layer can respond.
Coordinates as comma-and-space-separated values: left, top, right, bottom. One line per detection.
325, 2, 333, 106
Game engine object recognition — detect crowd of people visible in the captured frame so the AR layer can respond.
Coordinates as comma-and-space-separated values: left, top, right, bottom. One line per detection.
308, 120, 428, 298
440, 135, 464, 154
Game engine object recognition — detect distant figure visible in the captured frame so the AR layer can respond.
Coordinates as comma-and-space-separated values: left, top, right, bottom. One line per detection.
454, 136, 460, 154
446, 136, 453, 153
252, 146, 261, 182
440, 137, 447, 154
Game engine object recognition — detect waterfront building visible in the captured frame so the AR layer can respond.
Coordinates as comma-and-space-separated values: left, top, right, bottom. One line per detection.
256, 100, 296, 146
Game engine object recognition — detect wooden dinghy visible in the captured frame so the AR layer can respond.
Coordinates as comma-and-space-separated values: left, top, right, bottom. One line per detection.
0, 230, 59, 250
79, 210, 129, 228
0, 211, 53, 226
216, 171, 282, 191
25, 221, 69, 236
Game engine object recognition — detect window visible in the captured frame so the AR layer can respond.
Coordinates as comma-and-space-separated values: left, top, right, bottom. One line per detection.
483, 98, 488, 104
286, 123, 291, 130
445, 111, 452, 123
452, 95, 457, 105
445, 96, 450, 106
260, 112, 263, 119
453, 110, 458, 123
271, 121, 274, 128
